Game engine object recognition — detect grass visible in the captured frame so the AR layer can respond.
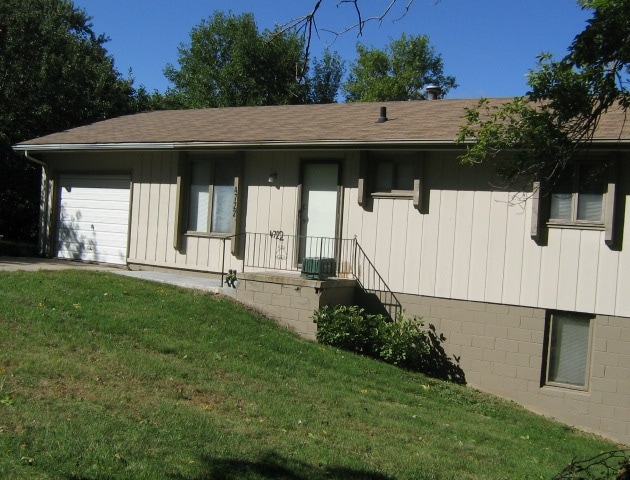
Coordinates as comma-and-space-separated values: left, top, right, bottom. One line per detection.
0, 270, 620, 479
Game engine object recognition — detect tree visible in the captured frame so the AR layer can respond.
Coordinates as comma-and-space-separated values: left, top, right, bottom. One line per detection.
0, 0, 148, 242
457, 0, 630, 187
343, 33, 456, 102
163, 12, 309, 108
284, 1, 424, 58
307, 49, 345, 103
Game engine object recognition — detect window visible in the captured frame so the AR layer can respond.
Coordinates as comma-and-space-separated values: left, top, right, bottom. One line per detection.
374, 159, 415, 193
187, 159, 237, 234
531, 159, 619, 247
358, 152, 424, 211
549, 162, 605, 225
545, 312, 592, 389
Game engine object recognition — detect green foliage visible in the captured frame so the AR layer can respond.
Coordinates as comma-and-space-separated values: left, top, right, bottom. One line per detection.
307, 49, 345, 104
457, 96, 574, 186
0, 271, 618, 479
0, 0, 149, 241
457, 0, 630, 186
343, 33, 457, 102
163, 11, 308, 108
313, 305, 429, 371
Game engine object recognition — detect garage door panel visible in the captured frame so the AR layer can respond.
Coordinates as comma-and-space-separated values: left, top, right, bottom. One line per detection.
58, 221, 129, 235
61, 197, 130, 210
57, 245, 127, 264
60, 208, 129, 226
57, 227, 128, 245
56, 175, 130, 265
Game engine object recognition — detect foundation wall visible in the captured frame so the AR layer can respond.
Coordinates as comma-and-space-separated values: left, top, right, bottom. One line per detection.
398, 292, 630, 446
235, 272, 356, 340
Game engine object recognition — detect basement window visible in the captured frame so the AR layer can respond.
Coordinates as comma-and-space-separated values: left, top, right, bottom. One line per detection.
545, 311, 593, 390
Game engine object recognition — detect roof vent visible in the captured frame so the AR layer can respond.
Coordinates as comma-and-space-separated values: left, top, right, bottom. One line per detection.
425, 85, 441, 100
377, 106, 388, 123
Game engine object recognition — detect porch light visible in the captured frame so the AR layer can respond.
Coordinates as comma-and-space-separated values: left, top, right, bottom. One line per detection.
268, 172, 277, 183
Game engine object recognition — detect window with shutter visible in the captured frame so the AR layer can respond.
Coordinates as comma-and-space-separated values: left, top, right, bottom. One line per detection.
549, 163, 605, 225
187, 159, 238, 235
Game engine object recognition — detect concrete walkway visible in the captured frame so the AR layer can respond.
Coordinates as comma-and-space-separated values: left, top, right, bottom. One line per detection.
0, 256, 235, 297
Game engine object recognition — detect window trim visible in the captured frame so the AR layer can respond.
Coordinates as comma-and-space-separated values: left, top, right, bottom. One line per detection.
186, 158, 234, 235
173, 152, 244, 253
531, 158, 619, 248
358, 151, 424, 211
544, 311, 593, 391
547, 161, 606, 228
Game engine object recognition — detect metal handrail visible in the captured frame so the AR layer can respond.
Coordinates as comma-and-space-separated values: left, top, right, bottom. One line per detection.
352, 240, 402, 319
222, 231, 402, 319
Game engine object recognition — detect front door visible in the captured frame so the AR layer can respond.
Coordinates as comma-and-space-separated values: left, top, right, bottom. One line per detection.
298, 162, 339, 262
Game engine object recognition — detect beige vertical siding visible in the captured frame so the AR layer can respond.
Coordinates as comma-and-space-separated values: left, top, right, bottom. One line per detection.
345, 152, 630, 318
45, 149, 630, 317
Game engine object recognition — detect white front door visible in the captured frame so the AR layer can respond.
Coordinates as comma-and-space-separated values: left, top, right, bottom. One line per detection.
56, 175, 130, 265
299, 163, 339, 260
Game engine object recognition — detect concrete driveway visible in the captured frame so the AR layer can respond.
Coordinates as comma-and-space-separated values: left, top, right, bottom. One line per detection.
0, 256, 114, 272
0, 256, 233, 296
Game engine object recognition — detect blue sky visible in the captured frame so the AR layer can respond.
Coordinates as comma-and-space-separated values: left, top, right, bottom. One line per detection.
73, 0, 591, 99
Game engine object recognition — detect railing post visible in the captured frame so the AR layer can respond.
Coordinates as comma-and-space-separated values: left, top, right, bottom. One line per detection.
220, 237, 226, 288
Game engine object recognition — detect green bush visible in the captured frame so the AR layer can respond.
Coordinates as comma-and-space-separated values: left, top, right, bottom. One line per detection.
313, 305, 429, 371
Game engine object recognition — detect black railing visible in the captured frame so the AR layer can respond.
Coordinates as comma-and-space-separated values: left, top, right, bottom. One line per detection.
222, 232, 402, 319
351, 241, 402, 319
241, 232, 355, 278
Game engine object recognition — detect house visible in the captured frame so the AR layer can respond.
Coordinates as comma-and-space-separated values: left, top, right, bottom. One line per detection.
13, 99, 630, 445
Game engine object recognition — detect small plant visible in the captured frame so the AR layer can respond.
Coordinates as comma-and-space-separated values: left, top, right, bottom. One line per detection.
313, 305, 429, 372
225, 269, 238, 288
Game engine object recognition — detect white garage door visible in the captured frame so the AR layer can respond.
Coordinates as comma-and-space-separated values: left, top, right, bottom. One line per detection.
56, 175, 131, 265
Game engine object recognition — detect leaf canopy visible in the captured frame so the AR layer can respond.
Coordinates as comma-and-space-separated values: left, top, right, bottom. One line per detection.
458, 0, 630, 186
343, 33, 457, 102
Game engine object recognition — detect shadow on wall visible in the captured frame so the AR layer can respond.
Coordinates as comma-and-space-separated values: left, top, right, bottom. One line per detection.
56, 207, 98, 261
421, 324, 467, 385
167, 452, 395, 480
357, 292, 466, 385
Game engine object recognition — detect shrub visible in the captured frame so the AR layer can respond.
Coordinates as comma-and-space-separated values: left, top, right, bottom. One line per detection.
313, 305, 429, 372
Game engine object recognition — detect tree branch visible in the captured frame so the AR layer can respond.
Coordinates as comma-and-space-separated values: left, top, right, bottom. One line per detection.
280, 1, 425, 62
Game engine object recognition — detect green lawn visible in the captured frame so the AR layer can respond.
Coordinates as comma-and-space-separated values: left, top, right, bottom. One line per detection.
0, 270, 620, 479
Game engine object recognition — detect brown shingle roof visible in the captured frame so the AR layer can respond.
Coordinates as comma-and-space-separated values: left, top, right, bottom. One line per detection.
14, 99, 630, 150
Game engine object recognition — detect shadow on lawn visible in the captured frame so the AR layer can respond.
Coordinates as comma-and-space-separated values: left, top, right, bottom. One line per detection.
169, 452, 395, 480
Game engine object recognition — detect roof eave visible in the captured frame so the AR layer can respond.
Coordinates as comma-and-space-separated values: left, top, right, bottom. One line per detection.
13, 139, 464, 152
15, 138, 630, 153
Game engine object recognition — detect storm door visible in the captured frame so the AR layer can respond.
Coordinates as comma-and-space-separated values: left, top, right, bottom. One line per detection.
298, 162, 340, 263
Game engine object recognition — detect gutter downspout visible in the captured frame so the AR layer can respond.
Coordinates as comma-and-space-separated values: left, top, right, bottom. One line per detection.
23, 151, 50, 257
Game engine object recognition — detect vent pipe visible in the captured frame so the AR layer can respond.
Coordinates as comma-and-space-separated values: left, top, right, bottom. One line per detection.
425, 85, 441, 100
377, 106, 388, 123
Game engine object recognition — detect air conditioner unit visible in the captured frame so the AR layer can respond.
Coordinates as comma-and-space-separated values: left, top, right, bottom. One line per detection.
300, 257, 336, 280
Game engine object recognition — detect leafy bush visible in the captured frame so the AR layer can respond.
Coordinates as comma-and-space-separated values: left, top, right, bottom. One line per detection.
313, 305, 429, 371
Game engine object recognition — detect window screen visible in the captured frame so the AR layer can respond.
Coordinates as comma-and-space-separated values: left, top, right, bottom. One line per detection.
188, 160, 211, 232
211, 161, 236, 234
187, 159, 235, 234
547, 313, 591, 388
